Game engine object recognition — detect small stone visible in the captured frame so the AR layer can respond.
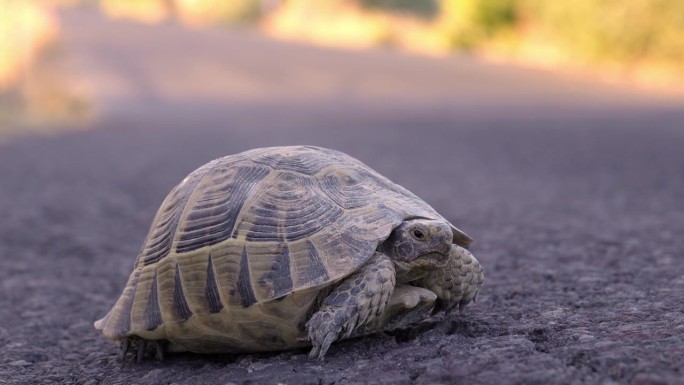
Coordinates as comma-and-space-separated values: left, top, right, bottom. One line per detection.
63, 353, 81, 361
143, 369, 165, 381
578, 334, 595, 342
248, 362, 272, 372
9, 360, 31, 367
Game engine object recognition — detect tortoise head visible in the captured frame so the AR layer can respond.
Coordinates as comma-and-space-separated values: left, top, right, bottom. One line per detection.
382, 219, 452, 280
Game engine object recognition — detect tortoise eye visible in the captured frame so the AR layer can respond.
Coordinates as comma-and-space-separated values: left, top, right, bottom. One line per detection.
412, 229, 426, 240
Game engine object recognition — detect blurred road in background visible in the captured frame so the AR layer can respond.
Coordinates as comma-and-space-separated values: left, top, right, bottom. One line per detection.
59, 8, 680, 120
1, 6, 683, 385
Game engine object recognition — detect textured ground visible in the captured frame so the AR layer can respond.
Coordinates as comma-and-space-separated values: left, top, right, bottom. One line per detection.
1, 7, 684, 385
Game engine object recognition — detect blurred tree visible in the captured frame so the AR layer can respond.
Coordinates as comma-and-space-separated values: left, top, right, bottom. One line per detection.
99, 0, 170, 23
174, 0, 262, 26
359, 0, 439, 19
437, 0, 517, 49
522, 0, 684, 65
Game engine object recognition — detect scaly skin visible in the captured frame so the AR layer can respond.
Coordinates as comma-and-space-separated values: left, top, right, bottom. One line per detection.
306, 219, 468, 360
416, 245, 484, 313
306, 252, 396, 360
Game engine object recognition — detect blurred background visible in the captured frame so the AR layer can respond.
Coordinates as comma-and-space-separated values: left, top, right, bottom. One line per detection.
1, 0, 683, 140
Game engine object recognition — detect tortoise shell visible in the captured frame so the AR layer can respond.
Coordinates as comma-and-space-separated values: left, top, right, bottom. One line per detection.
95, 146, 471, 352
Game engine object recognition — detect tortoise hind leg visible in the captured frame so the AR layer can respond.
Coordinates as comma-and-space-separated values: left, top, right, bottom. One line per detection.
118, 337, 166, 362
306, 252, 396, 360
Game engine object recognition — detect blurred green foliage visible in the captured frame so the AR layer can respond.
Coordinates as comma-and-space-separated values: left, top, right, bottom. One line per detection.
206, 0, 262, 25
359, 0, 439, 18
434, 0, 684, 66
437, 0, 518, 50
524, 0, 684, 64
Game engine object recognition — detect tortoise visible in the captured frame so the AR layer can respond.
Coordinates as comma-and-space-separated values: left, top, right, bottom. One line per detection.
94, 146, 484, 360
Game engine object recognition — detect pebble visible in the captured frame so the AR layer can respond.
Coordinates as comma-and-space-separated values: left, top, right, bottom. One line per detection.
9, 360, 31, 367
247, 362, 272, 372
578, 334, 596, 343
142, 368, 165, 380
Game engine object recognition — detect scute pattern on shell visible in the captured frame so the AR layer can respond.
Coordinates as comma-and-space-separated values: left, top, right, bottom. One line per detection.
95, 146, 457, 342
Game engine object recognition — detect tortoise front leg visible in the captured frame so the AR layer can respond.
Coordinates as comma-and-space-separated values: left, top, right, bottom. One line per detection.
306, 252, 396, 360
416, 245, 484, 313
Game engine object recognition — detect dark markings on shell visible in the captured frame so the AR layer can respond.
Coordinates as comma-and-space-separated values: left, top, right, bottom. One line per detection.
144, 270, 163, 330
258, 244, 293, 299
296, 241, 330, 287
319, 170, 370, 210
113, 270, 139, 337
141, 170, 208, 266
340, 232, 376, 256
251, 147, 338, 175
285, 204, 343, 242
236, 246, 257, 307
361, 169, 412, 196
244, 174, 344, 242
244, 207, 284, 242
205, 254, 224, 313
173, 264, 193, 320
176, 165, 271, 253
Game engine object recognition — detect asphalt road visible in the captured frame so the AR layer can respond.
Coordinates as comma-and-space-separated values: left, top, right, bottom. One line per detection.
1, 7, 683, 385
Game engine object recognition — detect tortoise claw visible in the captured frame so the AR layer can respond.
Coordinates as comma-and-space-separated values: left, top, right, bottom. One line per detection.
318, 332, 337, 361
155, 340, 166, 361
308, 345, 320, 360
136, 339, 146, 363
308, 331, 336, 361
119, 338, 130, 361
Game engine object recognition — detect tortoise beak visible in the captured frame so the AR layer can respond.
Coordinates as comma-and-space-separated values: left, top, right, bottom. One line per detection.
428, 224, 453, 257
